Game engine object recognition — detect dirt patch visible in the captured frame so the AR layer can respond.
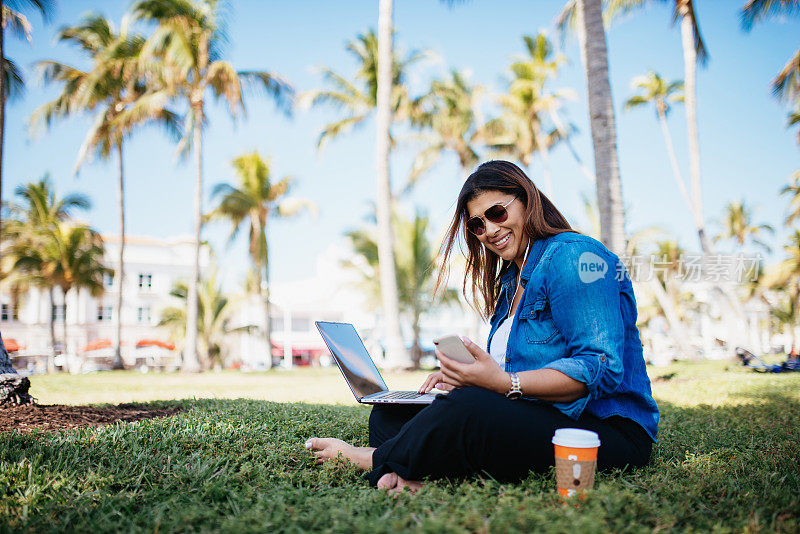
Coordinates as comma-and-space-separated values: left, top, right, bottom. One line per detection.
0, 403, 182, 434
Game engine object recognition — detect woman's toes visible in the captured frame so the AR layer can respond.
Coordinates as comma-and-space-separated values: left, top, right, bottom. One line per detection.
377, 472, 398, 490
388, 476, 423, 496
305, 437, 330, 451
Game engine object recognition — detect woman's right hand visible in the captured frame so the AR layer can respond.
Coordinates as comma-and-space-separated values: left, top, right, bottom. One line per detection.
418, 371, 454, 394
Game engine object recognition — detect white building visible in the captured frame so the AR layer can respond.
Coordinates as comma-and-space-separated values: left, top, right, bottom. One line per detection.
227, 242, 487, 369
1, 234, 489, 372
0, 234, 208, 371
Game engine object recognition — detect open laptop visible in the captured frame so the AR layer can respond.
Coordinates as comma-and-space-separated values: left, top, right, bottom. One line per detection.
315, 321, 437, 405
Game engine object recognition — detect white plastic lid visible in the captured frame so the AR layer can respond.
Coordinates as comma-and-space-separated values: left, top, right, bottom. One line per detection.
551, 428, 601, 448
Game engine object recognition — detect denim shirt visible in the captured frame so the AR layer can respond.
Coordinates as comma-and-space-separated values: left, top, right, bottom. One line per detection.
487, 232, 659, 442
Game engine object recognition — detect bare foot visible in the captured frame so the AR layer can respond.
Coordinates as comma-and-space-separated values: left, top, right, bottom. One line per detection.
377, 471, 424, 496
304, 437, 374, 470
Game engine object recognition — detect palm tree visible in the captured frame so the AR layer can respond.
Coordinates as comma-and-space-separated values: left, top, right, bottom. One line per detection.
713, 199, 774, 253
132, 0, 294, 372
1, 0, 54, 237
575, 0, 627, 256
763, 230, 800, 353
344, 209, 458, 368
375, 0, 406, 369
579, 191, 694, 356
599, 0, 711, 254
31, 13, 179, 370
740, 1, 800, 103
205, 151, 314, 368
1, 177, 90, 371
299, 29, 423, 150
781, 170, 800, 226
789, 103, 800, 143
302, 22, 422, 368
483, 33, 576, 197
8, 221, 108, 369
624, 71, 703, 226
406, 69, 483, 190
770, 297, 797, 354
40, 222, 108, 363
158, 267, 245, 369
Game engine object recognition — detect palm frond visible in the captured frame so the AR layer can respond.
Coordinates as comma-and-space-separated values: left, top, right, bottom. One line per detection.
238, 70, 295, 116
316, 114, 368, 151
740, 0, 800, 30
2, 57, 25, 101
772, 46, 800, 101
276, 197, 317, 218
553, 0, 578, 44
74, 108, 113, 173
5, 0, 55, 20
402, 142, 444, 196
2, 7, 32, 41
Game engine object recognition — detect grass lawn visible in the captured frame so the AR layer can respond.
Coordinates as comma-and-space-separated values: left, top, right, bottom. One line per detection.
2, 361, 799, 532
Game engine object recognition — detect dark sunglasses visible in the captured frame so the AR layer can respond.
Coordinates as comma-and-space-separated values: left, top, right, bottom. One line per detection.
466, 197, 517, 236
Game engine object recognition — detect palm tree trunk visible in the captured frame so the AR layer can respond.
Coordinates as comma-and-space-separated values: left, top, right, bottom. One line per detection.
112, 140, 126, 370
678, 8, 712, 255
0, 17, 5, 236
61, 290, 68, 368
375, 0, 408, 369
262, 235, 273, 368
576, 0, 627, 257
676, 9, 745, 357
535, 128, 554, 197
645, 277, 695, 360
411, 309, 422, 370
183, 106, 203, 373
657, 107, 695, 213
48, 287, 56, 373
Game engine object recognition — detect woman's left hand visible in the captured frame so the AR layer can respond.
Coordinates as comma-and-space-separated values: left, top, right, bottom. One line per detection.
436, 337, 510, 394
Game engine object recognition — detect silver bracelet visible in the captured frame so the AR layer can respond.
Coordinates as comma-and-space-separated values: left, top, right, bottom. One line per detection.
506, 372, 522, 399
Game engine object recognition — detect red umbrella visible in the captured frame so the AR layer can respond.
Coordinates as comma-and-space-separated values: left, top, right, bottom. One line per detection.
81, 338, 112, 352
136, 339, 175, 350
3, 338, 23, 352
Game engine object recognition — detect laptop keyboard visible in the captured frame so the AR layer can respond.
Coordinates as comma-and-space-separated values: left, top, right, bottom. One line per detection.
380, 391, 425, 399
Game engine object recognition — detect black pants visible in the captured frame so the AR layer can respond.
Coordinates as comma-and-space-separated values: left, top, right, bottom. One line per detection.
367, 386, 652, 486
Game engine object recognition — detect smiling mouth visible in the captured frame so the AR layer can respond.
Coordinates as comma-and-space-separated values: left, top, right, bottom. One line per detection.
491, 232, 511, 249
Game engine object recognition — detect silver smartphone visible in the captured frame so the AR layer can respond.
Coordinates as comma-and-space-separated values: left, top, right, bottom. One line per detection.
433, 335, 475, 364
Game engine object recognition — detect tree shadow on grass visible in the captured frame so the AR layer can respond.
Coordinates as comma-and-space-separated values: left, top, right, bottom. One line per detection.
0, 395, 798, 532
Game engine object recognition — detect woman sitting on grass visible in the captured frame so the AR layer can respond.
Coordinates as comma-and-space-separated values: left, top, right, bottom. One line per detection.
306, 160, 659, 494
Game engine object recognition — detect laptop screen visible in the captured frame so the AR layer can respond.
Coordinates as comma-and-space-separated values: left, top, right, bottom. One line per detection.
315, 321, 388, 399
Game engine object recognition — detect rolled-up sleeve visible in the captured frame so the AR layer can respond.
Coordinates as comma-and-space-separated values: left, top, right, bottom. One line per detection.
542, 242, 625, 419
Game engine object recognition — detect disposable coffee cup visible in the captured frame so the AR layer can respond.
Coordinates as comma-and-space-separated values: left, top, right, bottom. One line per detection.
552, 428, 601, 497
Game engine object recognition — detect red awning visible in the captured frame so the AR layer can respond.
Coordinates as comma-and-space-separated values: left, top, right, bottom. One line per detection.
136, 339, 175, 350
3, 338, 23, 352
81, 338, 112, 352
271, 344, 329, 357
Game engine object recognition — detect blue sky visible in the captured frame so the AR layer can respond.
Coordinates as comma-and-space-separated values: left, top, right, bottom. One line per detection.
4, 0, 799, 290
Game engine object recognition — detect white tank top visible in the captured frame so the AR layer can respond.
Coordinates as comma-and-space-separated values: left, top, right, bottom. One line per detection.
489, 316, 513, 369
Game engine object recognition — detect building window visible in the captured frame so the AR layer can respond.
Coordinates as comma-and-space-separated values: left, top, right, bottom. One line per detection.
97, 306, 113, 322
138, 273, 152, 290
270, 317, 284, 331
103, 272, 114, 288
52, 304, 66, 321
137, 306, 151, 324
291, 317, 310, 332
1, 304, 13, 321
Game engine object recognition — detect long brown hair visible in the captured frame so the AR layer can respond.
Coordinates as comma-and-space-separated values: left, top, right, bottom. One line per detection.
436, 160, 575, 319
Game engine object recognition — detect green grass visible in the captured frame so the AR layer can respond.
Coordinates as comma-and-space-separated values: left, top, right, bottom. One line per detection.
26, 367, 431, 405
2, 362, 799, 533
